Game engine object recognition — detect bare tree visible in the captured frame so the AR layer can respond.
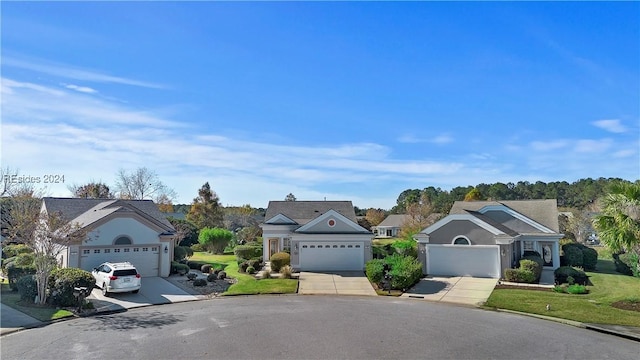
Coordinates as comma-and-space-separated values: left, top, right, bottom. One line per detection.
114, 167, 176, 202
1, 166, 46, 198
5, 195, 88, 304
400, 193, 440, 238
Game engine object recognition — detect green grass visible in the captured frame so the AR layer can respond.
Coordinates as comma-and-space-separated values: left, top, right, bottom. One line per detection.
0, 282, 74, 322
485, 264, 640, 326
189, 252, 298, 296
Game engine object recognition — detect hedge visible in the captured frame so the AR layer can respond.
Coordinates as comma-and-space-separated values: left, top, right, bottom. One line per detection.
365, 259, 385, 284
6, 263, 36, 290
562, 244, 583, 267
16, 275, 38, 302
392, 240, 418, 259
388, 256, 422, 290
234, 244, 262, 261
521, 254, 543, 282
269, 252, 290, 272
48, 268, 95, 307
504, 268, 536, 283
518, 259, 541, 284
2, 244, 33, 258
554, 266, 588, 285
581, 247, 598, 271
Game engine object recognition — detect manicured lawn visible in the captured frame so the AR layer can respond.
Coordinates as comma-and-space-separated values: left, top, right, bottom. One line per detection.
0, 282, 74, 322
485, 260, 640, 326
189, 252, 298, 296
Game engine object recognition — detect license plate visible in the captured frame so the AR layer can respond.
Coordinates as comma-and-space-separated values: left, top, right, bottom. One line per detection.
123, 278, 130, 282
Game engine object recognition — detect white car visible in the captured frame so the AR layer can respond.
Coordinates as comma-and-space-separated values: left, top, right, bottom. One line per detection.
92, 262, 141, 296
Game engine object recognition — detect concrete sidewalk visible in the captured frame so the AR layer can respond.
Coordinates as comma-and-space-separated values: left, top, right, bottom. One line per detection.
1, 303, 43, 336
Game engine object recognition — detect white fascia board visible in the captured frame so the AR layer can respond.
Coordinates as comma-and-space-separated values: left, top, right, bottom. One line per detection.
478, 205, 555, 234
419, 214, 506, 236
264, 213, 297, 225
296, 209, 368, 233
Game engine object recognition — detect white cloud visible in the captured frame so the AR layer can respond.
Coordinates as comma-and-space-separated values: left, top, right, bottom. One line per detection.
432, 134, 454, 144
530, 140, 568, 151
574, 139, 612, 153
592, 119, 627, 133
396, 133, 453, 145
63, 83, 98, 94
3, 56, 165, 89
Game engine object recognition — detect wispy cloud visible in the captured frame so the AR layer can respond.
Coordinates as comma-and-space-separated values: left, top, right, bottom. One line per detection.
592, 119, 627, 133
63, 83, 98, 94
3, 56, 165, 89
397, 133, 453, 145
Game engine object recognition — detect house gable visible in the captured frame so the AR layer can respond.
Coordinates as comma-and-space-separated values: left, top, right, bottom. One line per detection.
264, 213, 298, 225
296, 209, 370, 234
424, 217, 508, 246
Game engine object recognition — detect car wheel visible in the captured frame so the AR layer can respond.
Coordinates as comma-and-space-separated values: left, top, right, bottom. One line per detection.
132, 289, 139, 294
102, 283, 108, 296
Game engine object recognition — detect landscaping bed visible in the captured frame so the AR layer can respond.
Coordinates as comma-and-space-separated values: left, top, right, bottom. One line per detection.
167, 275, 236, 298
612, 300, 640, 312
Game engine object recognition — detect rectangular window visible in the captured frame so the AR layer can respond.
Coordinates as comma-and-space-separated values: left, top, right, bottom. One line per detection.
124, 248, 130, 253
133, 248, 139, 252
104, 249, 111, 253
93, 249, 100, 254
283, 237, 291, 251
152, 247, 158, 252
114, 249, 121, 253
83, 249, 90, 254
523, 241, 534, 252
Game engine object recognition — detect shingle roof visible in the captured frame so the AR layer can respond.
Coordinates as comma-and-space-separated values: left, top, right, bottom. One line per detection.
42, 197, 175, 230
264, 201, 357, 224
377, 214, 410, 227
449, 199, 559, 232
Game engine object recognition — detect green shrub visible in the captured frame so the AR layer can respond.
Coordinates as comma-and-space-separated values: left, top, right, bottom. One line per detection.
553, 285, 565, 293
566, 284, 588, 294
193, 278, 207, 287
172, 262, 189, 275
2, 244, 33, 258
269, 252, 290, 272
554, 266, 588, 285
47, 268, 95, 307
372, 245, 389, 260
16, 275, 38, 302
504, 268, 536, 283
186, 260, 208, 270
239, 261, 250, 273
522, 253, 544, 280
2, 253, 35, 273
562, 244, 584, 267
201, 264, 212, 274
280, 265, 293, 279
207, 273, 218, 282
365, 259, 385, 284
6, 263, 36, 290
388, 255, 422, 290
249, 258, 262, 271
174, 246, 187, 262
198, 227, 234, 254
217, 271, 227, 280
234, 244, 262, 261
519, 259, 541, 284
191, 243, 206, 252
246, 266, 256, 274
581, 247, 598, 271
392, 240, 418, 258
613, 252, 639, 277
186, 273, 197, 280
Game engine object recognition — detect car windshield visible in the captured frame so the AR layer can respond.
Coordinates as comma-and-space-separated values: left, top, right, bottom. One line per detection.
113, 269, 138, 276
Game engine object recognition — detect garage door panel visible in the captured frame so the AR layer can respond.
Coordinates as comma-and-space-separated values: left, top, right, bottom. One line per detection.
299, 242, 364, 271
79, 245, 159, 277
427, 245, 500, 278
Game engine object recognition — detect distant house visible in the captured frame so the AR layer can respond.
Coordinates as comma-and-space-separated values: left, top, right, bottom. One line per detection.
415, 200, 563, 279
260, 201, 373, 271
42, 197, 177, 277
373, 214, 410, 238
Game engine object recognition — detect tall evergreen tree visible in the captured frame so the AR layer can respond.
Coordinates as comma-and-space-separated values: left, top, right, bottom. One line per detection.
186, 182, 224, 229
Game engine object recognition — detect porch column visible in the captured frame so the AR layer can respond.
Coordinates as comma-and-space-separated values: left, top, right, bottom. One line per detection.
553, 241, 561, 269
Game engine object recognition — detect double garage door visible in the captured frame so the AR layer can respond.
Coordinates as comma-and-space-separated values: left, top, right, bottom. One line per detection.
79, 245, 160, 277
427, 245, 500, 278
299, 241, 364, 271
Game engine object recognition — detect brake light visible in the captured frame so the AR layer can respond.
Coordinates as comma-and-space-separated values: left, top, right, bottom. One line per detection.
136, 274, 141, 278
109, 276, 118, 280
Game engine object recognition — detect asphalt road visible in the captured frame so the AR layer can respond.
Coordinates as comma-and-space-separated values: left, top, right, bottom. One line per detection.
1, 296, 637, 360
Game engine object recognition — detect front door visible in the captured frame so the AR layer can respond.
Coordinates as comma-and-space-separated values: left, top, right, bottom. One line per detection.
541, 243, 553, 267
269, 238, 279, 258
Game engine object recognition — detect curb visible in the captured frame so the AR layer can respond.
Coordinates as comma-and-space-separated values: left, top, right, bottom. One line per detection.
493, 308, 640, 342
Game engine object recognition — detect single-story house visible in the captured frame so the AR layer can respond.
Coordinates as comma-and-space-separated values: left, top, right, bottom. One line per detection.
260, 201, 373, 271
373, 214, 409, 238
42, 197, 176, 277
414, 199, 563, 279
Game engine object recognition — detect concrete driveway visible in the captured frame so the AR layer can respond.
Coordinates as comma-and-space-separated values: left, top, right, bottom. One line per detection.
0, 304, 43, 336
401, 276, 497, 306
88, 277, 198, 312
298, 271, 377, 296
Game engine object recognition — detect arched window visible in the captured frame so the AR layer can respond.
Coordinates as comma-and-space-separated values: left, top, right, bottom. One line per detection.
452, 236, 470, 245
114, 236, 132, 245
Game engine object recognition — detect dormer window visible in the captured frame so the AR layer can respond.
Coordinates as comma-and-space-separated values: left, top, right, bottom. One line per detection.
453, 236, 470, 245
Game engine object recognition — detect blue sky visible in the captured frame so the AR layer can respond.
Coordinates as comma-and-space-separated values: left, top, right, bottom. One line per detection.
2, 2, 638, 209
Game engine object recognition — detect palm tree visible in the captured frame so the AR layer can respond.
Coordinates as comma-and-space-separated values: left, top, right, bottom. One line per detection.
593, 180, 640, 255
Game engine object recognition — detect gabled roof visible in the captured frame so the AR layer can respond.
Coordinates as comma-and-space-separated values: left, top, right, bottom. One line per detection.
263, 201, 357, 225
42, 197, 175, 231
295, 209, 370, 234
449, 199, 559, 232
377, 214, 410, 227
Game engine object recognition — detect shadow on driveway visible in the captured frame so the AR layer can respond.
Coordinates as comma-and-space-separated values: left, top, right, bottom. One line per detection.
404, 280, 448, 295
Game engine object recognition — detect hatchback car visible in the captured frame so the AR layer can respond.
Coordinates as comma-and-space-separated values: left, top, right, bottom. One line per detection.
92, 262, 141, 296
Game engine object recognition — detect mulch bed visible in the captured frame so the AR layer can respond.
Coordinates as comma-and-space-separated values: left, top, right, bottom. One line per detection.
170, 278, 236, 298
494, 284, 553, 292
611, 300, 640, 312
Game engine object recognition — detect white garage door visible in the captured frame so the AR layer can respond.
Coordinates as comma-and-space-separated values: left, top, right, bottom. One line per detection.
79, 245, 160, 277
299, 242, 364, 271
427, 245, 500, 278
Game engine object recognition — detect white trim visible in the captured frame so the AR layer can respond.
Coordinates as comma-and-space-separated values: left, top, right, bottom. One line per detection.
418, 214, 506, 238
451, 235, 471, 245
478, 205, 555, 233
264, 213, 297, 225
296, 209, 369, 233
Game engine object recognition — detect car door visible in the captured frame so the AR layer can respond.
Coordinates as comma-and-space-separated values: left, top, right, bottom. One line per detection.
92, 265, 103, 286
